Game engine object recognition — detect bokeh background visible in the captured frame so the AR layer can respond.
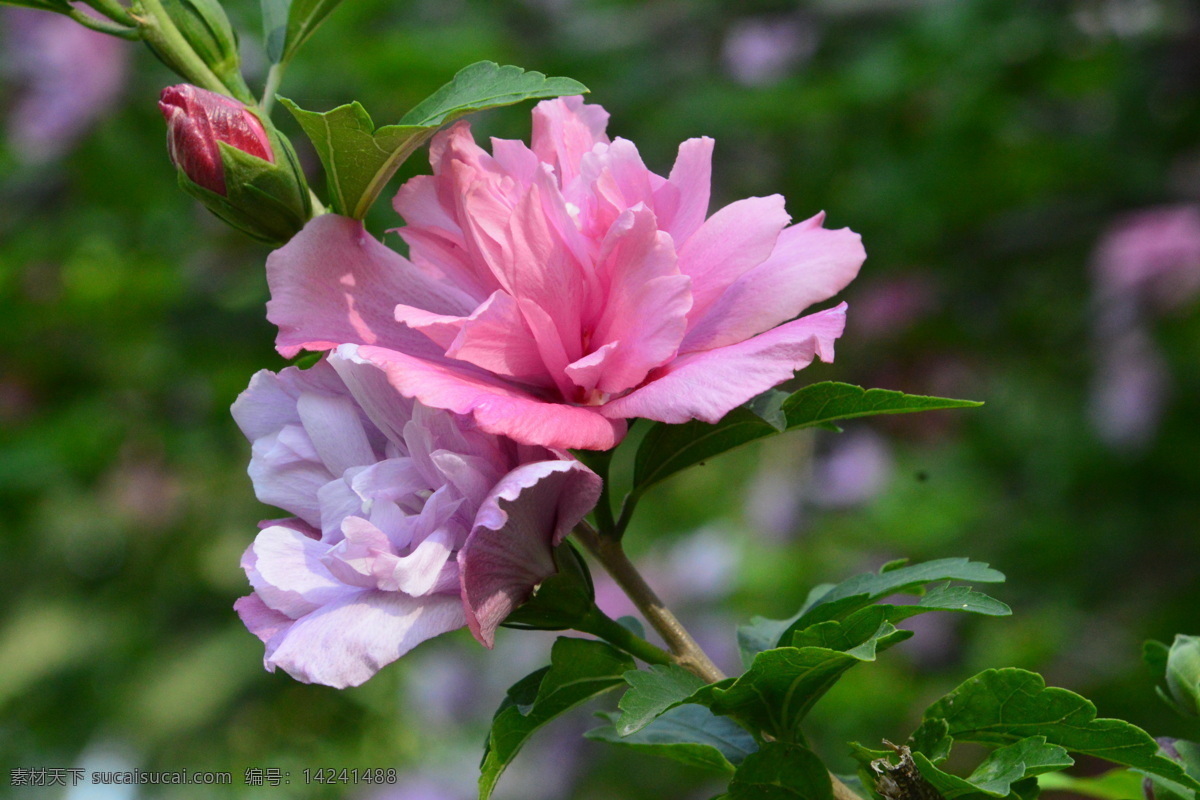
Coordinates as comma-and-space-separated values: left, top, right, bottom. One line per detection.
2, 0, 1199, 797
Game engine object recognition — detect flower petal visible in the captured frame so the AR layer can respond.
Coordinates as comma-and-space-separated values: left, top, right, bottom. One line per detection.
267, 214, 472, 358
682, 215, 865, 352
265, 589, 465, 687
247, 524, 349, 617
678, 194, 790, 321
346, 343, 626, 450
601, 303, 847, 424
460, 459, 602, 647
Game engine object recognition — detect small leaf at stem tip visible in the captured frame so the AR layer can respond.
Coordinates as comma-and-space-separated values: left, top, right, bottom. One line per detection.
632, 382, 982, 499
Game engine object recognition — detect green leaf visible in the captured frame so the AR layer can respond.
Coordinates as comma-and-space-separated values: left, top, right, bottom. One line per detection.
703, 613, 910, 740
261, 0, 344, 63
586, 706, 758, 773
479, 637, 634, 800
738, 559, 1007, 665
632, 383, 981, 498
617, 665, 709, 735
282, 62, 586, 218
1038, 769, 1146, 800
727, 741, 834, 800
914, 669, 1200, 794
911, 737, 1073, 799
280, 98, 428, 218
399, 61, 589, 127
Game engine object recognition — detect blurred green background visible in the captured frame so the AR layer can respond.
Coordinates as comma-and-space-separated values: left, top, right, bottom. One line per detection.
2, 0, 1199, 797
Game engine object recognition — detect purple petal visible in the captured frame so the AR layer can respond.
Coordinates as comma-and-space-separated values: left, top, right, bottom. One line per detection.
460, 459, 602, 647
265, 589, 465, 687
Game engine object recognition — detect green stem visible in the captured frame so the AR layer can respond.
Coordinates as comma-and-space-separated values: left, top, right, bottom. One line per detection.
576, 608, 673, 667
260, 62, 286, 116
572, 521, 726, 683
82, 0, 137, 27
136, 0, 229, 94
69, 8, 140, 39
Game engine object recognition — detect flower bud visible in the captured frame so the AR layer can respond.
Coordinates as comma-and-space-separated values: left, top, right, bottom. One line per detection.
1165, 634, 1200, 717
159, 84, 312, 244
160, 84, 271, 195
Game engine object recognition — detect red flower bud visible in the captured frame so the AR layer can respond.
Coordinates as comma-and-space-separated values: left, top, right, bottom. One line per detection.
158, 84, 274, 196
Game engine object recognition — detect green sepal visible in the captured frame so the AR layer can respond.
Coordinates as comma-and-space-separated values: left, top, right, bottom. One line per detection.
145, 0, 252, 101
175, 116, 311, 244
500, 541, 595, 632
1166, 635, 1200, 718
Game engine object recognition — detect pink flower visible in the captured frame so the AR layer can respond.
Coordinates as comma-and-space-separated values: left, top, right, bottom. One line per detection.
158, 84, 274, 196
231, 354, 600, 687
266, 97, 865, 450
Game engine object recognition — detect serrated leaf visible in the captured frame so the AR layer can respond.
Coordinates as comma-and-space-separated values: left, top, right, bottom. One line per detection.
704, 614, 910, 740
280, 98, 428, 218
915, 669, 1200, 794
728, 741, 834, 800
633, 383, 981, 498
617, 664, 709, 735
738, 560, 1006, 665
912, 737, 1073, 799
282, 62, 585, 218
400, 61, 588, 127
586, 706, 757, 773
479, 637, 633, 799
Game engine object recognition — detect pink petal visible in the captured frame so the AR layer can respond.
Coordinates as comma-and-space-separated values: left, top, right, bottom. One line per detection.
568, 206, 692, 394
267, 214, 472, 358
660, 137, 714, 244
265, 589, 465, 687
601, 303, 847, 424
531, 96, 610, 187
682, 215, 865, 352
345, 343, 626, 450
678, 195, 790, 322
460, 459, 602, 647
444, 291, 556, 386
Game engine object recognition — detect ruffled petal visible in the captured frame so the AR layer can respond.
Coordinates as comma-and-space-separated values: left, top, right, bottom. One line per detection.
682, 215, 865, 352
267, 214, 472, 358
247, 525, 350, 617
264, 589, 465, 688
678, 195, 790, 322
460, 459, 602, 647
346, 343, 626, 450
601, 303, 847, 424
